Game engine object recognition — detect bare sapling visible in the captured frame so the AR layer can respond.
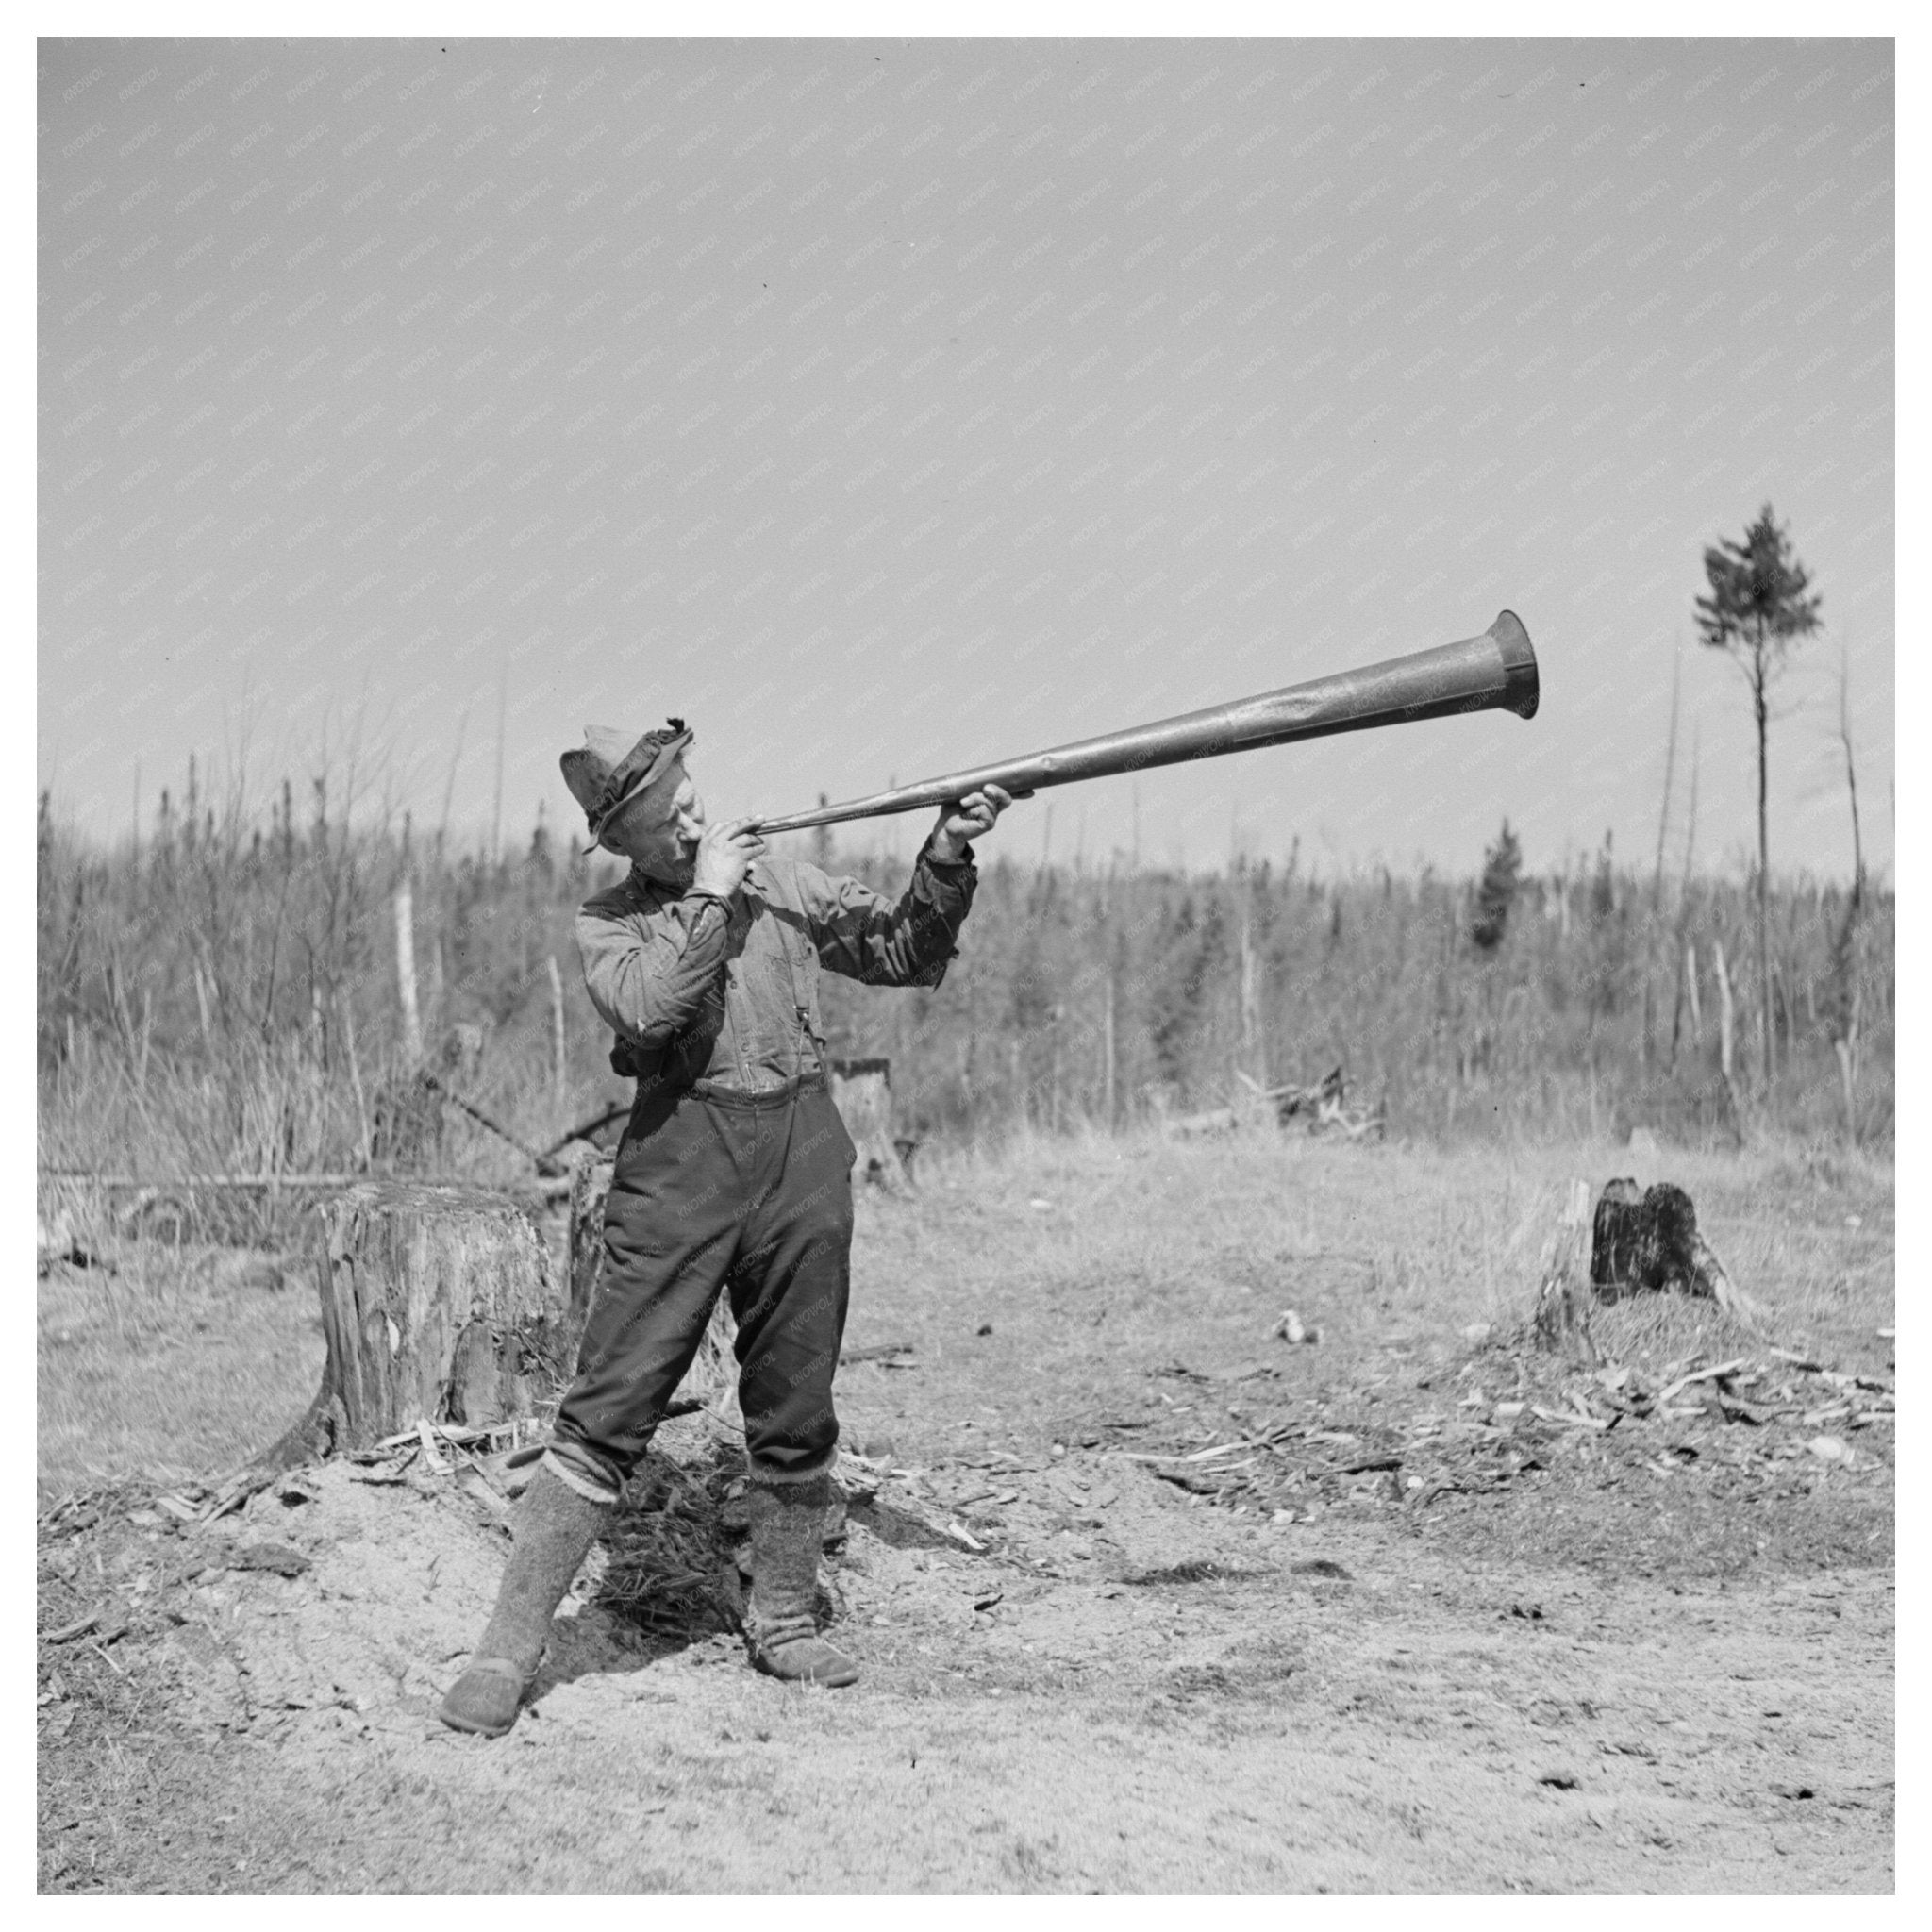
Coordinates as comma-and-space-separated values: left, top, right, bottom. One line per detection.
547, 956, 568, 1107
1652, 635, 1682, 912
1667, 726, 1701, 1068
1531, 1178, 1597, 1362
393, 874, 424, 1069
1712, 939, 1743, 1141
1832, 638, 1867, 1144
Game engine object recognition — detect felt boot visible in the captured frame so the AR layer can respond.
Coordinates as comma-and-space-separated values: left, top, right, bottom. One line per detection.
742, 1474, 859, 1687
439, 1464, 612, 1736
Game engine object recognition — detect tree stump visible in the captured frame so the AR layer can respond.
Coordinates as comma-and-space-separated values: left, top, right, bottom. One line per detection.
262, 1181, 581, 1468
1590, 1178, 1763, 1326
1530, 1178, 1597, 1362
831, 1057, 910, 1192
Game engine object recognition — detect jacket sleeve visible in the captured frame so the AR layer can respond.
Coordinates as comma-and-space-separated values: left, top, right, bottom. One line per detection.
796, 840, 978, 989
575, 887, 734, 1049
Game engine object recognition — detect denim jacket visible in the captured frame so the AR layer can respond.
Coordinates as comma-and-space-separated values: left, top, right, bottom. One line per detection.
575, 841, 977, 1093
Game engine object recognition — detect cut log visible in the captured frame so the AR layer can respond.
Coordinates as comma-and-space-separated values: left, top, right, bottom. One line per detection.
260, 1181, 582, 1469
1235, 1064, 1383, 1141
1275, 1065, 1347, 1124
1531, 1178, 1597, 1362
830, 1058, 910, 1192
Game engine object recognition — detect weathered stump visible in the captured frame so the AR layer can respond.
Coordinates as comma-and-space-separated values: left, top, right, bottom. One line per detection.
1530, 1178, 1597, 1361
1590, 1177, 1761, 1324
262, 1181, 581, 1468
830, 1057, 910, 1191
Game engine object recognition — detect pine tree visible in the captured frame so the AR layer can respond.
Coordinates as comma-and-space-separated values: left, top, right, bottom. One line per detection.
1469, 819, 1521, 952
1695, 503, 1822, 1087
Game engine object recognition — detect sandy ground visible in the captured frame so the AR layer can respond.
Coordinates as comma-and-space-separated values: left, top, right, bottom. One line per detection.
39, 1134, 1894, 1892
37, 1434, 1891, 1893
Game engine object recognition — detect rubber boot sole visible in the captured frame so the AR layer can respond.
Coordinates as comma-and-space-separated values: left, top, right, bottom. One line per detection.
439, 1657, 537, 1737
749, 1639, 860, 1688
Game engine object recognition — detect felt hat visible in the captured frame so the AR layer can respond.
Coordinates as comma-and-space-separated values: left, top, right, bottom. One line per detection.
560, 718, 694, 841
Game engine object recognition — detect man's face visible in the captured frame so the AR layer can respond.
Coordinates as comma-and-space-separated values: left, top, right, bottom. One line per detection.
604, 769, 706, 885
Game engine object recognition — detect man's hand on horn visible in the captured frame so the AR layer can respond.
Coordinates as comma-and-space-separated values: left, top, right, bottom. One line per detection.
930, 784, 1012, 864
691, 815, 765, 900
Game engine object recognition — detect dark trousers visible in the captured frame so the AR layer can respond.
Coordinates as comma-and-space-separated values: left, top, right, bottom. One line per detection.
550, 1074, 857, 1500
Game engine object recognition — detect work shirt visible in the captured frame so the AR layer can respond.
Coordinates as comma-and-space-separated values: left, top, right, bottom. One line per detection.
575, 841, 977, 1094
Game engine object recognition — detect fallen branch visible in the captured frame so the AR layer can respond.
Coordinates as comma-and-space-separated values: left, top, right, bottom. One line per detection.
1148, 1467, 1225, 1495
422, 1073, 564, 1177
1654, 1357, 1752, 1406
539, 1101, 632, 1164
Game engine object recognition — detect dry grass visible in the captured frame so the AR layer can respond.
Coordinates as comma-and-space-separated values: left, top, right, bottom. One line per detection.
36, 1124, 1893, 1511
596, 1439, 747, 1642
839, 1124, 1893, 1459
36, 1247, 324, 1507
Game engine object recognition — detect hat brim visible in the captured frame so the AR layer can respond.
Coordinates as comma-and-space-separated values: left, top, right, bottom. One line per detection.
591, 736, 692, 839
598, 755, 686, 838
562, 722, 697, 838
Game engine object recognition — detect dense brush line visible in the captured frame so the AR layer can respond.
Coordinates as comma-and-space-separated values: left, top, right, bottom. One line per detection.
36, 787, 1893, 1194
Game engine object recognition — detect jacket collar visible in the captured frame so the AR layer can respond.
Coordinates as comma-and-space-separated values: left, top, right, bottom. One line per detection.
626, 856, 770, 907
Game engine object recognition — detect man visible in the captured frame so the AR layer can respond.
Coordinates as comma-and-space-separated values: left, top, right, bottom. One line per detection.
441, 717, 1009, 1736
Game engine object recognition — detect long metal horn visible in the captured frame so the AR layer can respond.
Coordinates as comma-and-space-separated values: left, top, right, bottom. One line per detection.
756, 609, 1537, 836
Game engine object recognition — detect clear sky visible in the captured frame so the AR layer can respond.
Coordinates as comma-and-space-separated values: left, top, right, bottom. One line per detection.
38, 35, 1894, 883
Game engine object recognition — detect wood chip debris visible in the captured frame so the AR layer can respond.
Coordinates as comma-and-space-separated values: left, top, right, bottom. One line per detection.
1117, 1435, 1275, 1465
840, 1341, 916, 1365
374, 1420, 506, 1451
415, 1418, 451, 1474
1119, 1339, 1897, 1525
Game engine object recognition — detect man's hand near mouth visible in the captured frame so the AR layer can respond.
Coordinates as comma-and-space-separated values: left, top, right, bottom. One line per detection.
690, 815, 764, 902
